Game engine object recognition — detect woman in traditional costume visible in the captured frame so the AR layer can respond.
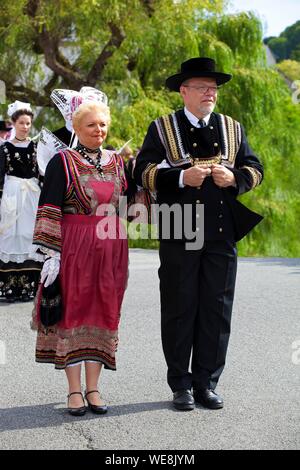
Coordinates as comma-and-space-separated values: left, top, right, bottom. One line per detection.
31, 93, 134, 416
0, 101, 43, 302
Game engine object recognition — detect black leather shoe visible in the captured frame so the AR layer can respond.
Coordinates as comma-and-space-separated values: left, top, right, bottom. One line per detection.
173, 389, 195, 411
85, 390, 108, 414
193, 389, 223, 409
67, 392, 86, 416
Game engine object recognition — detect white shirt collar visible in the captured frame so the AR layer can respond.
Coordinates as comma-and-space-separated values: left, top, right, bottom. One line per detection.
184, 107, 211, 128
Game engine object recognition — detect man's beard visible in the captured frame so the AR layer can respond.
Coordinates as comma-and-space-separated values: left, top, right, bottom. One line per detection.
198, 102, 216, 116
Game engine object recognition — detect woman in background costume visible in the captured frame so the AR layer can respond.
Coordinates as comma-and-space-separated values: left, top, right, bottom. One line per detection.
0, 101, 42, 302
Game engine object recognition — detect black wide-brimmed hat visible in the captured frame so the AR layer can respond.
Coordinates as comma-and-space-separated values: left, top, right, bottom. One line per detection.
165, 57, 232, 92
0, 120, 12, 131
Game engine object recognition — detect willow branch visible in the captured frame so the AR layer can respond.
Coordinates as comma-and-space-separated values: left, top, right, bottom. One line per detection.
86, 22, 125, 85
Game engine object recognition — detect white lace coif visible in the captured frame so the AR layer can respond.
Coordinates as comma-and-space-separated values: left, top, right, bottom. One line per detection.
7, 101, 32, 117
50, 86, 108, 132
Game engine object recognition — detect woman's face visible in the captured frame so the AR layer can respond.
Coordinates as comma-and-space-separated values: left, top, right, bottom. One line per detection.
74, 111, 109, 149
14, 114, 32, 138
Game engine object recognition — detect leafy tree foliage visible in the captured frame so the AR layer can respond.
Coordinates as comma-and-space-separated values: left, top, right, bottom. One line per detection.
265, 20, 300, 61
0, 0, 224, 105
0, 1, 299, 255
277, 59, 300, 82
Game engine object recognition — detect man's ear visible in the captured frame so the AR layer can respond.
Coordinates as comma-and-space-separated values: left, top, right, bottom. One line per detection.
179, 85, 186, 99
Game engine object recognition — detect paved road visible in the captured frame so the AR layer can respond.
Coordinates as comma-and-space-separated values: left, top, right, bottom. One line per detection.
0, 250, 299, 450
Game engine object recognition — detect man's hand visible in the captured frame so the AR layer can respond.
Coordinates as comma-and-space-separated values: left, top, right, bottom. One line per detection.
183, 166, 212, 187
211, 164, 236, 188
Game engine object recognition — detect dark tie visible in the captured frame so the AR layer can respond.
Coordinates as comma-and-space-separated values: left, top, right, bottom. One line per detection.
198, 119, 206, 128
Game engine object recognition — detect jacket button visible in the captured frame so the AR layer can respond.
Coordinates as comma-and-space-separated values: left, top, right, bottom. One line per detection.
219, 214, 223, 218
220, 200, 223, 204
214, 142, 218, 147
193, 143, 197, 148
190, 128, 194, 132
209, 126, 214, 130
196, 200, 200, 204
219, 227, 223, 232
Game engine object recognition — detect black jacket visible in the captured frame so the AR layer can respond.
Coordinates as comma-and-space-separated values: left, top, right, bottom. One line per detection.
134, 110, 263, 242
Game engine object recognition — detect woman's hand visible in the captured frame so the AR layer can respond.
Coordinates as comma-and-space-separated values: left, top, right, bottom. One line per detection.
40, 257, 60, 287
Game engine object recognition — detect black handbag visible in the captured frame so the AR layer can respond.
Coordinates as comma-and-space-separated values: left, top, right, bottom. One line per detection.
40, 276, 62, 327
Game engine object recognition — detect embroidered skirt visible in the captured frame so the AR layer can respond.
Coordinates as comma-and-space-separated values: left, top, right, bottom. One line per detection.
0, 259, 42, 301
32, 214, 128, 369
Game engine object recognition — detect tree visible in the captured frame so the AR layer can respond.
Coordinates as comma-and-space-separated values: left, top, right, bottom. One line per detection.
277, 59, 300, 82
265, 20, 300, 61
0, 0, 224, 106
1, 1, 300, 256
265, 37, 288, 61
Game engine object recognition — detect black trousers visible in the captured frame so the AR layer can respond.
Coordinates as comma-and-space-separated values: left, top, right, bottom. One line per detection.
158, 240, 237, 392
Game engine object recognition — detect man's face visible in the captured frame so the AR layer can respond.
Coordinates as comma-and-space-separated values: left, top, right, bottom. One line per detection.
179, 77, 218, 118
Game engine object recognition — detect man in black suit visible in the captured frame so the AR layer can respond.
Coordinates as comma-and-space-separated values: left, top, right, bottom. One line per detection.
134, 57, 264, 411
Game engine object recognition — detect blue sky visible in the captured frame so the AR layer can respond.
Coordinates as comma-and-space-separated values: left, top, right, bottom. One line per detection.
226, 0, 300, 37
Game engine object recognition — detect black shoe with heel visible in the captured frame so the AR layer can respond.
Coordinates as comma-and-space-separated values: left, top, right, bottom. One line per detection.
67, 391, 86, 416
85, 390, 108, 414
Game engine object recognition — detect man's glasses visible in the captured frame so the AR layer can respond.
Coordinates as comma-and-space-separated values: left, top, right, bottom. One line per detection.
182, 85, 221, 94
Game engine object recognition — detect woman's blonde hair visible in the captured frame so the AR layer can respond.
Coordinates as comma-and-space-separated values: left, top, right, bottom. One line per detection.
72, 101, 111, 129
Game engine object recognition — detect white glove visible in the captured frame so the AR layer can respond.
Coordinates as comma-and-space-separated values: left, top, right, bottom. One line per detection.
40, 257, 60, 287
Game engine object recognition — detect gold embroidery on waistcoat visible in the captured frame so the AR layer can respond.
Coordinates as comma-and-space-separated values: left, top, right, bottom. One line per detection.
192, 152, 222, 166
218, 114, 242, 166
157, 113, 241, 167
161, 115, 181, 163
225, 115, 236, 164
